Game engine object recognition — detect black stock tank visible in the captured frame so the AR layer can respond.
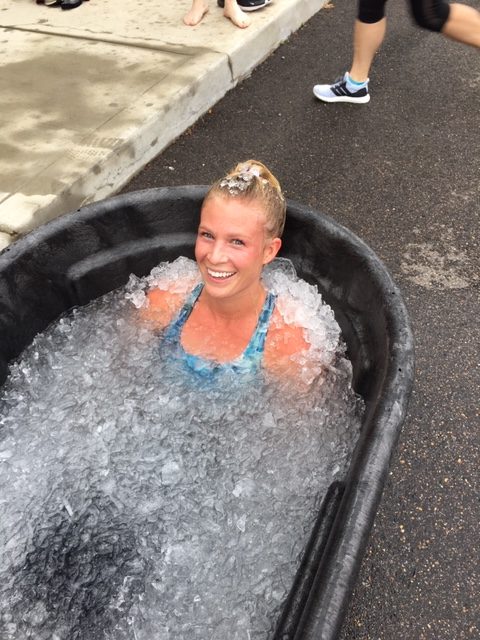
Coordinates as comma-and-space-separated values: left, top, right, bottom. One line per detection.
0, 187, 414, 639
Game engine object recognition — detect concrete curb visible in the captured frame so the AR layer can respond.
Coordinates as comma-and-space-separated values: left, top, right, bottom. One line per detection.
0, 232, 12, 252
0, 0, 327, 250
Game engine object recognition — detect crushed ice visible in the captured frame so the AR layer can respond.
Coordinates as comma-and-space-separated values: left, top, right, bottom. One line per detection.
0, 258, 362, 640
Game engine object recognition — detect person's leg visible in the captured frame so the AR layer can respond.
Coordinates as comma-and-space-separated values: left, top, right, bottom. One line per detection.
441, 4, 480, 47
223, 0, 251, 28
349, 17, 387, 82
410, 0, 480, 48
313, 0, 387, 103
183, 0, 209, 26
348, 0, 388, 80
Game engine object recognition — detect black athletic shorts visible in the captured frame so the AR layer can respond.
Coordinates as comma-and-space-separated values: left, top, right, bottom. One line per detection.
358, 0, 450, 32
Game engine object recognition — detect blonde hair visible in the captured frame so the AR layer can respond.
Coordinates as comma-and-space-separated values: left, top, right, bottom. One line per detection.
204, 160, 286, 238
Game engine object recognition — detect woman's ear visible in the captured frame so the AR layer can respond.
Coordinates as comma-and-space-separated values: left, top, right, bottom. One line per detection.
263, 237, 282, 265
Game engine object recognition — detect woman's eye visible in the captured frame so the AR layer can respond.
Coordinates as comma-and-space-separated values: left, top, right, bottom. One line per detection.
231, 239, 245, 246
200, 231, 213, 239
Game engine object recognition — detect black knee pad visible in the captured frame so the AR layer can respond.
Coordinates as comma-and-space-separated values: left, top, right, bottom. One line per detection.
358, 0, 388, 24
410, 0, 450, 32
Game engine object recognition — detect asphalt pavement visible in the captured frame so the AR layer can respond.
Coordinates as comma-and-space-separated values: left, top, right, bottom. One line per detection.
123, 0, 480, 637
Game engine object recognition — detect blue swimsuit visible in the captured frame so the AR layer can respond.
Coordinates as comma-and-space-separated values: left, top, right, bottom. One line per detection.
162, 284, 277, 379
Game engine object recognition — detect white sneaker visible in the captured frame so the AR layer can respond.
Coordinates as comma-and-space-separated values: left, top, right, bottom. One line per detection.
313, 72, 370, 104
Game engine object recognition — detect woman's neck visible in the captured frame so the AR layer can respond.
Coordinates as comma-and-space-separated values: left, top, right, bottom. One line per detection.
201, 282, 266, 323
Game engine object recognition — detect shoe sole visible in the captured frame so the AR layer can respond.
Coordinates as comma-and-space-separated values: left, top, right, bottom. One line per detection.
313, 87, 370, 104
217, 0, 271, 10
241, 1, 271, 10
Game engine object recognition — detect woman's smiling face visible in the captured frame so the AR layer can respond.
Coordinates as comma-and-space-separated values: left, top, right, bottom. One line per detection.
195, 195, 281, 301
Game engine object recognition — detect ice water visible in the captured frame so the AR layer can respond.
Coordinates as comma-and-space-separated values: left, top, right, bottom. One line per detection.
0, 258, 362, 639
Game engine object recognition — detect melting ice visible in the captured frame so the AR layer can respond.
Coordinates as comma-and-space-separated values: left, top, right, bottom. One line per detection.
0, 258, 362, 640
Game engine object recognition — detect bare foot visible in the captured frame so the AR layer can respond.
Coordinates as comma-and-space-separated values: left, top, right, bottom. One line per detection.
224, 0, 251, 28
183, 0, 209, 26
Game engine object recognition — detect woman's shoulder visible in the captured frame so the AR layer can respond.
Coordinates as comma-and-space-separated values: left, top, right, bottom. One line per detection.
264, 306, 309, 365
262, 283, 341, 383
136, 258, 200, 329
140, 288, 185, 329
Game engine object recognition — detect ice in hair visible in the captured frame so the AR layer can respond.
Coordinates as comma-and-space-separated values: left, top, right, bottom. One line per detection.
219, 165, 267, 195
207, 160, 286, 238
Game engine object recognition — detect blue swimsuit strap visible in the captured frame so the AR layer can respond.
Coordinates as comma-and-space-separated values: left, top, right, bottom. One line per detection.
241, 289, 276, 361
163, 283, 277, 362
162, 283, 204, 344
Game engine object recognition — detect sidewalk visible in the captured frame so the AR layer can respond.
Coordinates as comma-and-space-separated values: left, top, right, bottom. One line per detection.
0, 0, 327, 251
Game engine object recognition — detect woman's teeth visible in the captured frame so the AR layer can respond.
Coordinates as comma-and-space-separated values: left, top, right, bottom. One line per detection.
207, 269, 235, 279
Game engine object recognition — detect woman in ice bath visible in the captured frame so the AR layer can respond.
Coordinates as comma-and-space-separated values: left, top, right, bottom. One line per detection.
142, 160, 309, 379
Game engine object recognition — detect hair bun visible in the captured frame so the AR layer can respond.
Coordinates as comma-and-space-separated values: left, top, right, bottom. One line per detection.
231, 160, 283, 197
